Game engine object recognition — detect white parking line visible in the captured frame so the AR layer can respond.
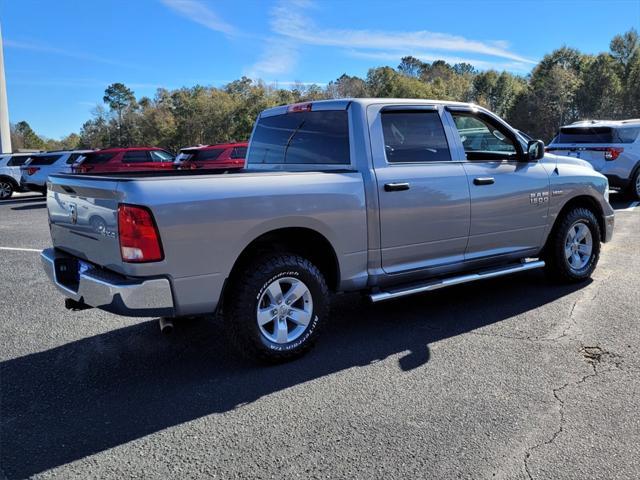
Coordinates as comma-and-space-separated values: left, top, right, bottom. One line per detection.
615, 201, 639, 212
0, 247, 42, 253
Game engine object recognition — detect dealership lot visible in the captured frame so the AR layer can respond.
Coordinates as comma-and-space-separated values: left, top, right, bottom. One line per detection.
1, 194, 639, 479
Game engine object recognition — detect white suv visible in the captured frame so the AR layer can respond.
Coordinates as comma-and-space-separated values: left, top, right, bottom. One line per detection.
547, 119, 640, 199
0, 153, 34, 199
21, 150, 93, 194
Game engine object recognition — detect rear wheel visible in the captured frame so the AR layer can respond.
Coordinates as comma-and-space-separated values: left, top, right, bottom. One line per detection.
0, 180, 14, 200
225, 253, 329, 362
627, 168, 640, 200
544, 207, 601, 283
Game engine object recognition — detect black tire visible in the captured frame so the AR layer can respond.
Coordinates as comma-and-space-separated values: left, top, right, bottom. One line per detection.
626, 168, 640, 201
0, 179, 14, 200
544, 207, 601, 283
225, 253, 329, 362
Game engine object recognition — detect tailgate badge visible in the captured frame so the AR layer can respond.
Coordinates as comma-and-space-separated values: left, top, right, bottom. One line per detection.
69, 203, 78, 224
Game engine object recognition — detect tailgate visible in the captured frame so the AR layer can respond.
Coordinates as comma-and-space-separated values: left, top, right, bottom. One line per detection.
47, 174, 123, 270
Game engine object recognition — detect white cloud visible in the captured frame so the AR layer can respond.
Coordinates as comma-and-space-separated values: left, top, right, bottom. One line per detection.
160, 0, 236, 35
245, 38, 299, 79
347, 50, 531, 73
265, 0, 535, 73
4, 40, 136, 68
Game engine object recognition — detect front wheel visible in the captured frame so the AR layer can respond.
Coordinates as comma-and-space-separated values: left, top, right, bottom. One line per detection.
225, 254, 329, 362
0, 180, 14, 200
544, 207, 601, 283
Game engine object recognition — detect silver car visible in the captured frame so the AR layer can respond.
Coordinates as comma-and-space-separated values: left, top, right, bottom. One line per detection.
547, 119, 640, 199
21, 150, 93, 194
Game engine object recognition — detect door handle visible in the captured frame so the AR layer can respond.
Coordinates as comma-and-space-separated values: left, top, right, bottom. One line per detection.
473, 177, 495, 186
384, 182, 411, 192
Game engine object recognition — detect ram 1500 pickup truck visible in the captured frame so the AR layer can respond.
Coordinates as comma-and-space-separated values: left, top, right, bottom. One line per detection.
42, 99, 615, 361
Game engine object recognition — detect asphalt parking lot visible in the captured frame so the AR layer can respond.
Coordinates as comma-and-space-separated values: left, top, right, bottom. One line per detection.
1, 193, 639, 479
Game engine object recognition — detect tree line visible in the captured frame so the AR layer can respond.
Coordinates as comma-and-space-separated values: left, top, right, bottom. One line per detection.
11, 29, 639, 152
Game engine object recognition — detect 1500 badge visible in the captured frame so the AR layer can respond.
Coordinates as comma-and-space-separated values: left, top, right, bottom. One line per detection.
530, 191, 549, 205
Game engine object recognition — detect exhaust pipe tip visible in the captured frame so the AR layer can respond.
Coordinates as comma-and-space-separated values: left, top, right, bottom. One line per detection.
65, 298, 92, 311
159, 317, 174, 335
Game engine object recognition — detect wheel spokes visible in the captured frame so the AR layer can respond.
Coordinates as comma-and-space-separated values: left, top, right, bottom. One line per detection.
577, 243, 592, 256
575, 224, 589, 242
275, 319, 288, 343
284, 280, 307, 304
265, 281, 283, 304
257, 307, 276, 326
287, 307, 312, 327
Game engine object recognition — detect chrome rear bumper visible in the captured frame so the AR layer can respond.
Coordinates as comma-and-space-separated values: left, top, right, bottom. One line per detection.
41, 248, 174, 317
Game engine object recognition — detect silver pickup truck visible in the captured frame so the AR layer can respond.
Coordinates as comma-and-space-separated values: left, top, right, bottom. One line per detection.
42, 99, 615, 361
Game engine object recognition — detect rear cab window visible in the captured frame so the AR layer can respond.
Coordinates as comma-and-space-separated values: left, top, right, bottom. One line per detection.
248, 110, 350, 165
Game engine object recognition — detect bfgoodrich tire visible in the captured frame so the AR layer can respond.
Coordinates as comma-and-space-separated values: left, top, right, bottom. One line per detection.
225, 254, 329, 362
544, 207, 601, 283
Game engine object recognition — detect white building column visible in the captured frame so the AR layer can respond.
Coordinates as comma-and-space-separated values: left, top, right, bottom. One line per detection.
0, 23, 12, 154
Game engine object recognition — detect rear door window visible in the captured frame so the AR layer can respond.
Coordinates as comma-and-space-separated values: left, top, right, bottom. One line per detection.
7, 155, 31, 166
66, 153, 82, 164
616, 127, 640, 143
149, 150, 174, 162
123, 151, 151, 163
381, 110, 451, 163
248, 110, 350, 165
194, 149, 224, 161
82, 152, 115, 164
231, 146, 247, 159
28, 155, 62, 166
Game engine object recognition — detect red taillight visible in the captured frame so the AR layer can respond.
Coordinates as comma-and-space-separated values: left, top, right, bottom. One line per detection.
117, 204, 163, 263
604, 147, 623, 161
26, 167, 39, 176
287, 102, 312, 113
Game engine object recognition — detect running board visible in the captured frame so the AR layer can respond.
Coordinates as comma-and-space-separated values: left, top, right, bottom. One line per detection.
369, 260, 545, 303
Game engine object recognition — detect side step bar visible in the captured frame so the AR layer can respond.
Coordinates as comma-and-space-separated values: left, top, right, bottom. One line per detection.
369, 260, 545, 303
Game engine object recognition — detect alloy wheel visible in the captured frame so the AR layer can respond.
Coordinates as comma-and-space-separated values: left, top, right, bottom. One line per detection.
256, 277, 313, 344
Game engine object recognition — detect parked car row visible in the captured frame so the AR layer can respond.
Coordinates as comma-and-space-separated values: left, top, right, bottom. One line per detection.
0, 142, 248, 199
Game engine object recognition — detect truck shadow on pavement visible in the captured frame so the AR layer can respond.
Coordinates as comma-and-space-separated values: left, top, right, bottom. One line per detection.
0, 271, 587, 478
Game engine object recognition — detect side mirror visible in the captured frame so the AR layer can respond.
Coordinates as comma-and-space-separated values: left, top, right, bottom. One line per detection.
527, 139, 545, 161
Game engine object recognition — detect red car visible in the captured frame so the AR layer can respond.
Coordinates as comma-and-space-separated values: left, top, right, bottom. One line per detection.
72, 147, 175, 174
175, 142, 247, 170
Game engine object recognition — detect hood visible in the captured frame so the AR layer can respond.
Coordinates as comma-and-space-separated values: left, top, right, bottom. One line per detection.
540, 153, 594, 170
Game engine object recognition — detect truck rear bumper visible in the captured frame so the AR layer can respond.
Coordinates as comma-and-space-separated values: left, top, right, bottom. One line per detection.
41, 248, 175, 317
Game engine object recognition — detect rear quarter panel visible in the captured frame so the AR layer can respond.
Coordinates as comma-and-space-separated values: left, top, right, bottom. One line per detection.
118, 171, 368, 313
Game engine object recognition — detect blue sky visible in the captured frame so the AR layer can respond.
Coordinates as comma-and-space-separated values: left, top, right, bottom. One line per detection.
2, 0, 639, 139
